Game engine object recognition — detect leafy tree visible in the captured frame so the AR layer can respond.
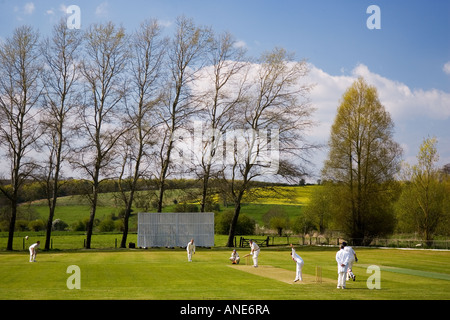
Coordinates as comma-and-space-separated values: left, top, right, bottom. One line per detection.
322, 77, 402, 245
396, 137, 449, 244
291, 214, 316, 235
302, 184, 332, 233
263, 206, 289, 236
215, 210, 255, 235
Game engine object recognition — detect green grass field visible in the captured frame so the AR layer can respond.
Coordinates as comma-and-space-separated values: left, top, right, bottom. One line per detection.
1, 246, 449, 300
25, 186, 310, 228
1, 185, 449, 303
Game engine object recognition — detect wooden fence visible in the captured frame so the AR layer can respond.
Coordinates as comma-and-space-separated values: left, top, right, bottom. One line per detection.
236, 235, 450, 249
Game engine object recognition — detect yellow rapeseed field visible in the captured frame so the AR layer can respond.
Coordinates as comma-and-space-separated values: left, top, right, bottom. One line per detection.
242, 185, 317, 206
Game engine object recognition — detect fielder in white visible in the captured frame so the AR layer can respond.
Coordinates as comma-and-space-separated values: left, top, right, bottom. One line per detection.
249, 240, 260, 268
290, 244, 304, 282
29, 241, 40, 262
342, 241, 358, 281
335, 244, 350, 289
186, 238, 195, 262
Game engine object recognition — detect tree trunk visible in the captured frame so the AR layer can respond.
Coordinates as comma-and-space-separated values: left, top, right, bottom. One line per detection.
226, 202, 241, 247
7, 203, 17, 251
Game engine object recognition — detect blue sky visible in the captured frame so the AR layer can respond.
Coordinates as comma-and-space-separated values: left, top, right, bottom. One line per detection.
1, 0, 449, 178
1, 0, 449, 90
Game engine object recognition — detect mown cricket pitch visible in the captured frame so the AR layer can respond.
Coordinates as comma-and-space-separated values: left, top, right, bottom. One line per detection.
229, 265, 334, 285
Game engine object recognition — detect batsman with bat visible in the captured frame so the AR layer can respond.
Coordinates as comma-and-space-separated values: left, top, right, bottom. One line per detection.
248, 240, 260, 267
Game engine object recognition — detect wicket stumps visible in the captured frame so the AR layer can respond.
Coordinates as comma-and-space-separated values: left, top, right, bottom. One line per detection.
315, 266, 322, 283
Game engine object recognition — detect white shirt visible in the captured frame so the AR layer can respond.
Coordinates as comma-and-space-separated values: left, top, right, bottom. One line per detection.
186, 241, 195, 253
292, 248, 303, 264
29, 242, 39, 250
336, 248, 350, 273
250, 242, 260, 254
344, 246, 356, 262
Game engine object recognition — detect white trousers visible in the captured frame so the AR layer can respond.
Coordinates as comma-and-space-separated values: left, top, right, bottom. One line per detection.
346, 260, 355, 280
29, 248, 36, 262
338, 272, 347, 288
337, 265, 348, 288
252, 250, 260, 267
295, 260, 304, 281
229, 257, 240, 264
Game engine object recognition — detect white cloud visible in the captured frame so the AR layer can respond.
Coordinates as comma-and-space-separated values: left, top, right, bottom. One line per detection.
159, 20, 173, 28
443, 61, 450, 75
59, 4, 68, 13
307, 63, 450, 123
95, 2, 109, 17
24, 2, 35, 15
233, 40, 247, 49
13, 2, 35, 20
192, 61, 450, 152
302, 63, 450, 173
350, 63, 450, 120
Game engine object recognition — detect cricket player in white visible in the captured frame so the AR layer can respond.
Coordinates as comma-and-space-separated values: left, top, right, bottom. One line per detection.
290, 244, 304, 282
186, 238, 195, 262
29, 241, 40, 262
342, 241, 358, 281
335, 245, 350, 289
249, 240, 260, 267
229, 249, 240, 264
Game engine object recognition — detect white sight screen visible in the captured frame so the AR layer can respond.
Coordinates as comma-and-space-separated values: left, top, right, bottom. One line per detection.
137, 212, 214, 248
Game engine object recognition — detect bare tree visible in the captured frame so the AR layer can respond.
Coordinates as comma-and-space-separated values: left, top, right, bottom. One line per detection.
194, 31, 248, 212
72, 22, 129, 249
223, 48, 315, 247
0, 27, 43, 249
117, 19, 167, 248
40, 20, 82, 250
154, 16, 212, 212
0, 26, 42, 250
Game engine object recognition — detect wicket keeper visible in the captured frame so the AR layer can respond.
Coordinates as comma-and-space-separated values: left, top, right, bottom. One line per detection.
229, 249, 240, 264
